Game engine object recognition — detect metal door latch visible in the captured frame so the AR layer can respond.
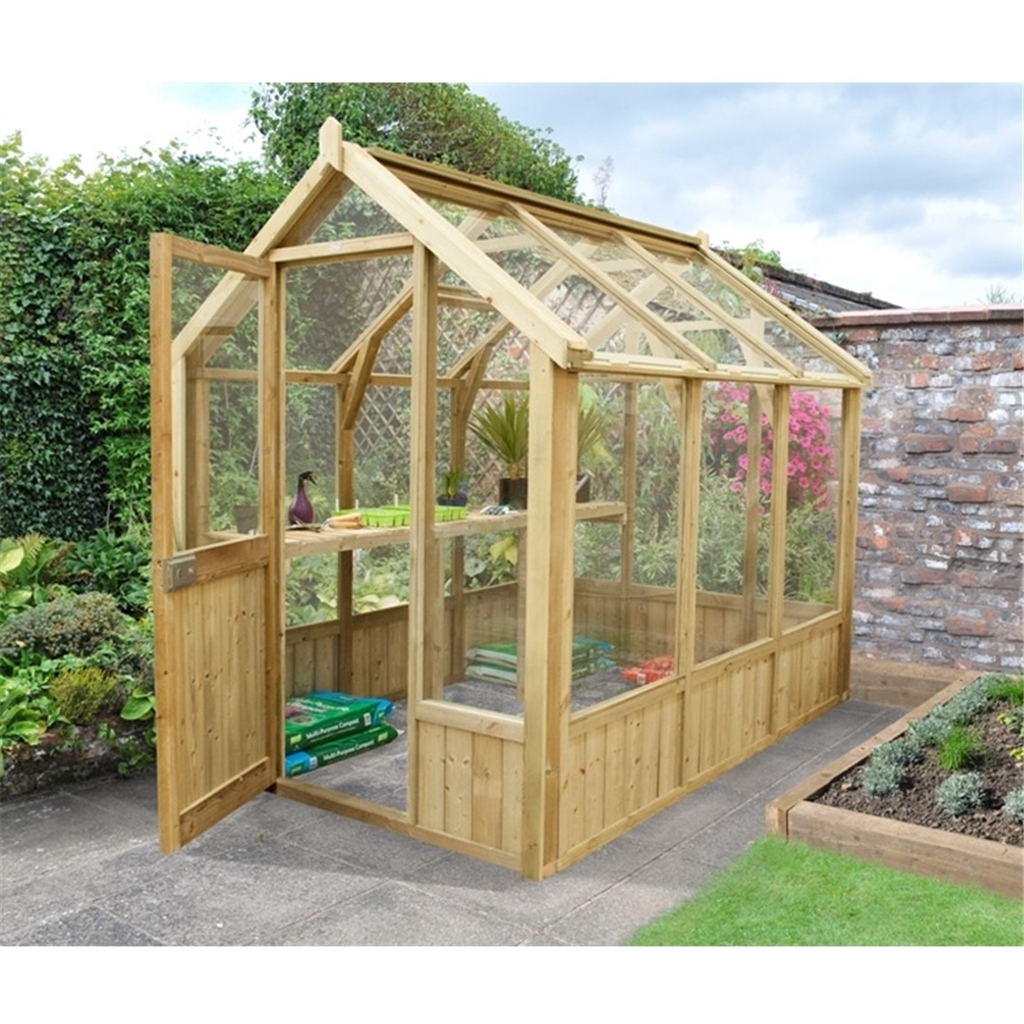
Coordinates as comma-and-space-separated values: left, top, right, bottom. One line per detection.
162, 553, 197, 592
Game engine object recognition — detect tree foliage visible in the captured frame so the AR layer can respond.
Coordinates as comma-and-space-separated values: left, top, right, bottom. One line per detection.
249, 83, 583, 202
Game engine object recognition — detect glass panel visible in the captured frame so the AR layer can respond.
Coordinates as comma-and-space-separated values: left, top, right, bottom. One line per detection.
284, 257, 412, 371
696, 382, 775, 662
784, 388, 841, 625
355, 384, 412, 506
308, 185, 405, 242
353, 544, 410, 611
285, 382, 335, 523
444, 533, 526, 716
573, 381, 680, 699
286, 554, 337, 627
170, 256, 263, 551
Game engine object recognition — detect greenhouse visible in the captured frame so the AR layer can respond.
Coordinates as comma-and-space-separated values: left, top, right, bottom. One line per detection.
150, 118, 871, 878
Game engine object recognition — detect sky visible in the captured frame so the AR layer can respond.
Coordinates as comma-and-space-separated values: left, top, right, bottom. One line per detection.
1, 15, 1022, 311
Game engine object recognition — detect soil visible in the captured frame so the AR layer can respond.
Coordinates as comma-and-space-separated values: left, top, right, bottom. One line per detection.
813, 700, 1024, 847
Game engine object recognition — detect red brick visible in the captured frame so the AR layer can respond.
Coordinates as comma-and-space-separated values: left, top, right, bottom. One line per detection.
905, 435, 953, 454
947, 484, 989, 503
901, 567, 947, 585
945, 616, 992, 637
845, 327, 880, 342
943, 406, 986, 422
973, 353, 996, 371
907, 372, 931, 389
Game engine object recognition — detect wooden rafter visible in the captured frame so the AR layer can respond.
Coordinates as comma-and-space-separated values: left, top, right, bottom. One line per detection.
339, 142, 591, 371
508, 202, 718, 372
695, 243, 872, 385
613, 231, 803, 378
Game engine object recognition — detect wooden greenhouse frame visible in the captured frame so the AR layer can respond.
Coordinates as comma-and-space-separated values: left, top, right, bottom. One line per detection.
150, 118, 871, 879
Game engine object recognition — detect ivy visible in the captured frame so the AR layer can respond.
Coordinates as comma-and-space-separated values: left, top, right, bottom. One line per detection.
0, 134, 289, 537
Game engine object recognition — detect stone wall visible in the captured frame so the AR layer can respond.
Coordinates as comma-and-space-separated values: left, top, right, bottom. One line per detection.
811, 306, 1023, 673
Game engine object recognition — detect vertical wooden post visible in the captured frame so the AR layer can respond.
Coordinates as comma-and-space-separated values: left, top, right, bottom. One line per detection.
521, 352, 577, 879
150, 233, 179, 852
621, 382, 638, 650
408, 242, 440, 821
262, 263, 285, 776
742, 385, 763, 642
448, 383, 469, 683
676, 378, 703, 675
336, 403, 355, 692
767, 384, 791, 732
836, 387, 863, 697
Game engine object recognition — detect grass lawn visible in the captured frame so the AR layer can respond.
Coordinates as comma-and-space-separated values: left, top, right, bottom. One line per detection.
628, 835, 1023, 946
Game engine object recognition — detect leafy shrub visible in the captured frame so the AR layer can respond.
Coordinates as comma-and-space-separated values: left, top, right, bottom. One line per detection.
860, 759, 904, 797
0, 534, 77, 624
937, 725, 984, 772
0, 664, 64, 776
870, 736, 924, 768
66, 528, 151, 617
1001, 787, 1024, 824
942, 679, 993, 725
0, 591, 127, 660
906, 708, 956, 749
48, 664, 123, 725
934, 772, 984, 817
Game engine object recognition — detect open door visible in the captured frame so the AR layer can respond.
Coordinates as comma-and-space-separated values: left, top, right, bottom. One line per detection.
150, 233, 283, 852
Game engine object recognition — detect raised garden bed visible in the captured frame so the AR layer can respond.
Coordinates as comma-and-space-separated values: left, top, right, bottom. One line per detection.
767, 674, 1024, 900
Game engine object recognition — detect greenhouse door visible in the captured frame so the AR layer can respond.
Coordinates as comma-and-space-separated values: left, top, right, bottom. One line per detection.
150, 233, 283, 852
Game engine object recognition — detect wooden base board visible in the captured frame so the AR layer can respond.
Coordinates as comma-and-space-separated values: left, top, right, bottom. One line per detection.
848, 656, 973, 709
767, 674, 1023, 901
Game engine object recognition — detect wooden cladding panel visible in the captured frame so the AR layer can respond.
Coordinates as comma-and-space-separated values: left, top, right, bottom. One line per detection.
776, 615, 844, 726
172, 570, 267, 807
560, 686, 680, 856
683, 650, 774, 783
416, 716, 524, 856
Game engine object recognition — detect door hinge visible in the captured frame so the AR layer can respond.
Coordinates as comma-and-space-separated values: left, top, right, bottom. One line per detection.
162, 553, 197, 592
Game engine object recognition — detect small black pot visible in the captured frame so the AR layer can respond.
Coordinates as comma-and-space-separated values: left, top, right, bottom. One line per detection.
437, 493, 469, 507
499, 477, 528, 509
576, 472, 592, 503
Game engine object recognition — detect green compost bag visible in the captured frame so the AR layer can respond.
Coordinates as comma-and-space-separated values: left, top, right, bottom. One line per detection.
284, 723, 399, 778
284, 691, 394, 754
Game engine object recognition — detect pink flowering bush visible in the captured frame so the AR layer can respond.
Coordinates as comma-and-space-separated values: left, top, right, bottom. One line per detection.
702, 383, 836, 509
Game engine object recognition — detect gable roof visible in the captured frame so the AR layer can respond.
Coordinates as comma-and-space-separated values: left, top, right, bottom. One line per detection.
174, 118, 871, 389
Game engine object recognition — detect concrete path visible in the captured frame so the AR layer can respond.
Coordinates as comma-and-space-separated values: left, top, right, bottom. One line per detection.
1, 699, 902, 946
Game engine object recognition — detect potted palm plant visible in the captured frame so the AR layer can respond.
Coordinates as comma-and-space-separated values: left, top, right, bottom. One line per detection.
469, 394, 529, 508
575, 390, 613, 502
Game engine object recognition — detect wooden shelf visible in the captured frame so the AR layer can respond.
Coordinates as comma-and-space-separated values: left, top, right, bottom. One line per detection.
283, 500, 627, 558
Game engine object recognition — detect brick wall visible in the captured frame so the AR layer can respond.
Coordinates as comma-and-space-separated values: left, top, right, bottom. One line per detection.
811, 306, 1023, 673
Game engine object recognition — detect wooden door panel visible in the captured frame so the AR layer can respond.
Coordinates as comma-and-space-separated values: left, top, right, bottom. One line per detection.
151, 234, 281, 853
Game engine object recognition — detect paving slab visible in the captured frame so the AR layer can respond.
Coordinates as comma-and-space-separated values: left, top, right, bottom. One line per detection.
0, 697, 904, 946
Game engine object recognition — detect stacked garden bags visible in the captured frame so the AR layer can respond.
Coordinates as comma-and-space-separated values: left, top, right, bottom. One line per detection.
284, 691, 398, 778
465, 637, 615, 685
